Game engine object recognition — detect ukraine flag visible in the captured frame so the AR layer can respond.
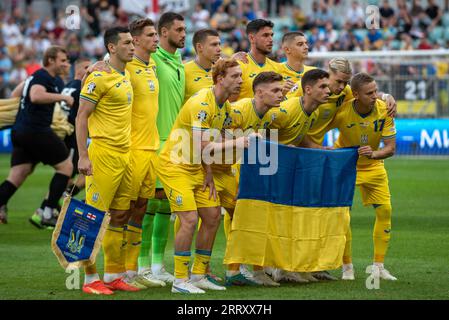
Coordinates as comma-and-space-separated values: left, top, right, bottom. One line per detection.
224, 141, 358, 272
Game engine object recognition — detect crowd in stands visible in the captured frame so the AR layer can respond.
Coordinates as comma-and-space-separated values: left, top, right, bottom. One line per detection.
1, 0, 449, 98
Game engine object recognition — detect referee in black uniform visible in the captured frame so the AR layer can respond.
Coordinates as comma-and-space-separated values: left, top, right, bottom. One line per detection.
0, 46, 74, 227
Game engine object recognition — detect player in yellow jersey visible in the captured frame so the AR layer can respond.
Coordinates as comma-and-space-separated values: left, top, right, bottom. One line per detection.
287, 58, 397, 147
277, 32, 316, 91
327, 73, 397, 281
267, 69, 331, 284
269, 69, 330, 147
235, 19, 280, 100
222, 72, 284, 287
111, 18, 166, 289
156, 59, 245, 294
76, 27, 138, 295
184, 29, 221, 102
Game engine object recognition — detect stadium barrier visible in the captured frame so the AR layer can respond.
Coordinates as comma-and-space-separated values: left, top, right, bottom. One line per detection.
1, 119, 448, 156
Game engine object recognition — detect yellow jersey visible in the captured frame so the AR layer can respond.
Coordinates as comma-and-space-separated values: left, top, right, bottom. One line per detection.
126, 55, 159, 150
267, 96, 318, 146
277, 63, 316, 82
158, 87, 230, 172
184, 60, 213, 103
329, 99, 396, 168
238, 54, 280, 99
80, 67, 133, 152
287, 83, 354, 145
225, 98, 274, 131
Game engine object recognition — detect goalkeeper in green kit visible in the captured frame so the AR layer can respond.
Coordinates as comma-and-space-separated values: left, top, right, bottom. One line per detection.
137, 12, 186, 283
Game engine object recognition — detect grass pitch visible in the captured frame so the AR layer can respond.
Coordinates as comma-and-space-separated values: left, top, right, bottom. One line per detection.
0, 154, 448, 300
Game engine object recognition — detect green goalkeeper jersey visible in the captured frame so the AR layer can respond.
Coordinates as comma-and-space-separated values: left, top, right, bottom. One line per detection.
153, 46, 185, 141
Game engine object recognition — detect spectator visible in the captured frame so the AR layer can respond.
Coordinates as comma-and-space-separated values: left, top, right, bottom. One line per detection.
400, 33, 414, 50
396, 2, 413, 38
292, 6, 307, 30
191, 2, 210, 31
346, 1, 365, 28
426, 0, 443, 29
315, 1, 334, 28
9, 62, 28, 87
24, 54, 41, 76
0, 48, 12, 83
365, 28, 384, 50
98, 0, 116, 31
307, 1, 321, 29
324, 21, 339, 45
380, 0, 396, 27
2, 16, 24, 49
417, 34, 433, 49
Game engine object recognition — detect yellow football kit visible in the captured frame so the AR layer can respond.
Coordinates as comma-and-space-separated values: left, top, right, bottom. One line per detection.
330, 99, 396, 205
115, 55, 160, 206
287, 83, 354, 145
329, 99, 396, 264
184, 60, 213, 103
277, 63, 316, 83
156, 87, 230, 212
237, 54, 280, 99
80, 67, 133, 211
267, 96, 318, 146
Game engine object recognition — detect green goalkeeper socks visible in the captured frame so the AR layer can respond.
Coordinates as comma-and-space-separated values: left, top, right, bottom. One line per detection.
151, 199, 171, 268
137, 199, 157, 272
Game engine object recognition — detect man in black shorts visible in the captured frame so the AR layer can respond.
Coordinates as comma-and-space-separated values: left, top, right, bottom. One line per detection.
0, 46, 74, 227
33, 56, 91, 218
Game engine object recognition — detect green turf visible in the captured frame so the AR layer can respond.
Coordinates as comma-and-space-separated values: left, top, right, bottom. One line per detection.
0, 154, 448, 300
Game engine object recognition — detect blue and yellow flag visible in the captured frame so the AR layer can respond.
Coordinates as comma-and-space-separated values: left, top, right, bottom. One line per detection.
224, 141, 358, 272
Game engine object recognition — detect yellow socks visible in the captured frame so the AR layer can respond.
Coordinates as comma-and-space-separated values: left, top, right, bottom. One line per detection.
124, 223, 142, 273
174, 251, 191, 279
373, 204, 392, 263
103, 225, 126, 274
191, 249, 212, 276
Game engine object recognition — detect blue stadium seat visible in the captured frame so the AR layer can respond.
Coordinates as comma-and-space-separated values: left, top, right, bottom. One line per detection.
442, 12, 449, 27
429, 26, 444, 43
445, 27, 449, 41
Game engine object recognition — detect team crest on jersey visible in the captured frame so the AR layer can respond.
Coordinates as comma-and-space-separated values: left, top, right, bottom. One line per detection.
148, 80, 155, 91
92, 192, 99, 203
223, 115, 233, 127
361, 134, 369, 144
176, 195, 183, 206
197, 110, 208, 122
271, 113, 277, 121
87, 82, 96, 94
